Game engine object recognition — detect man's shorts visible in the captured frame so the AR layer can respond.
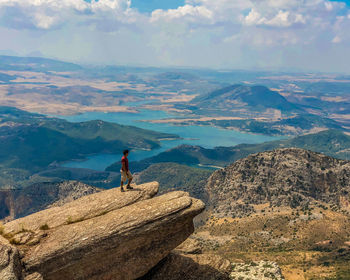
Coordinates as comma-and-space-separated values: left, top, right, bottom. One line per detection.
121, 170, 133, 182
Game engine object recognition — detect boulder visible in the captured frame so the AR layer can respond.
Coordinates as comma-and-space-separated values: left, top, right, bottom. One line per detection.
2, 182, 205, 280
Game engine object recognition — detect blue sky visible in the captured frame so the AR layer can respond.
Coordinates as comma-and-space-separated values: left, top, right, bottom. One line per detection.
331, 0, 350, 5
131, 0, 185, 13
1, 0, 350, 72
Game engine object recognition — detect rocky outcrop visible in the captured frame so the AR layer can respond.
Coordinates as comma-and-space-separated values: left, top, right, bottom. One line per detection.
207, 148, 350, 217
4, 181, 158, 234
0, 236, 22, 280
1, 182, 205, 279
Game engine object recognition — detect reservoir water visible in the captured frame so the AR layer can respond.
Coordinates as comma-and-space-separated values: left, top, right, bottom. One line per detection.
59, 109, 281, 171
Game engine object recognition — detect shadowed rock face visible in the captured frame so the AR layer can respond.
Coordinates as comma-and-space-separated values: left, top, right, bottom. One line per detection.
140, 253, 232, 280
0, 236, 22, 280
0, 191, 12, 221
1, 182, 205, 280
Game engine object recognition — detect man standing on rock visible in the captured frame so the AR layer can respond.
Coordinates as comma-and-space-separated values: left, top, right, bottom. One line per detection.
120, 149, 133, 192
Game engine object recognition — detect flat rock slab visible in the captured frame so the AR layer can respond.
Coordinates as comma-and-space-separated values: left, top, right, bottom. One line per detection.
4, 182, 159, 234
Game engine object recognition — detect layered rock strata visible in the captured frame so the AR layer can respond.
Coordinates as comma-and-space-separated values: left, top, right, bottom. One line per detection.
0, 182, 205, 280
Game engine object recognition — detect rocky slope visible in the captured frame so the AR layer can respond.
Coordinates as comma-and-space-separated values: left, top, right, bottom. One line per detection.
141, 238, 284, 280
194, 148, 350, 279
0, 182, 205, 279
207, 148, 350, 217
0, 181, 101, 221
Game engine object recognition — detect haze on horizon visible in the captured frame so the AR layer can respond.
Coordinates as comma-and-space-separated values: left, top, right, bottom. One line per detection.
1, 0, 350, 73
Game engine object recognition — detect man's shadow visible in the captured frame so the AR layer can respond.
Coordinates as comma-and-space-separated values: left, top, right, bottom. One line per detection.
125, 188, 141, 192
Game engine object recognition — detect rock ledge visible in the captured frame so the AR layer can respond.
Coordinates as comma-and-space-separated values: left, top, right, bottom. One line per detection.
1, 182, 205, 280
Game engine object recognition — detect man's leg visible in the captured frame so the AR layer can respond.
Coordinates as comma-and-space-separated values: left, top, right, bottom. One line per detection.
126, 171, 133, 189
120, 171, 126, 192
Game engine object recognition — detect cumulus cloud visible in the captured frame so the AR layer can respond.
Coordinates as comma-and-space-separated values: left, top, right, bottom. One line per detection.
244, 9, 266, 26
0, 0, 349, 72
243, 9, 306, 27
0, 0, 135, 29
150, 4, 213, 22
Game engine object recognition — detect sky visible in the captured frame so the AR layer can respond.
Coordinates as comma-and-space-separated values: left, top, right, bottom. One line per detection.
0, 0, 350, 72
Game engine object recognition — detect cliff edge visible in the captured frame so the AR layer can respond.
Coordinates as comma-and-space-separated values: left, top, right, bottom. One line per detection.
0, 182, 205, 280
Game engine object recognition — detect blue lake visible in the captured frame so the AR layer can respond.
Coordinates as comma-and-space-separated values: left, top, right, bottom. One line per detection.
59, 110, 282, 171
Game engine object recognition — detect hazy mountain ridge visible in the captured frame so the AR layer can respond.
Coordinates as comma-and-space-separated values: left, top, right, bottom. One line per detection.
193, 84, 301, 114
0, 55, 82, 72
170, 83, 349, 135
1, 55, 349, 136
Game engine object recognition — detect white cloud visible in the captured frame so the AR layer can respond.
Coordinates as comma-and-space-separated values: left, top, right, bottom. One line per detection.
267, 10, 291, 27
151, 4, 213, 22
332, 35, 342, 43
0, 0, 134, 29
33, 13, 57, 29
0, 0, 349, 72
244, 9, 306, 27
244, 9, 266, 26
0, 0, 88, 11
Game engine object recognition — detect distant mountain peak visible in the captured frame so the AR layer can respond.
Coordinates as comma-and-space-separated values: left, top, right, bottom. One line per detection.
192, 84, 302, 115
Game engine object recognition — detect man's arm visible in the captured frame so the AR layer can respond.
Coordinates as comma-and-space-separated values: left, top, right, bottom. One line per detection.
121, 161, 126, 171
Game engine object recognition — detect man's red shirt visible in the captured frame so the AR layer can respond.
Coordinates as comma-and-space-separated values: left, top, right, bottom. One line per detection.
121, 156, 129, 171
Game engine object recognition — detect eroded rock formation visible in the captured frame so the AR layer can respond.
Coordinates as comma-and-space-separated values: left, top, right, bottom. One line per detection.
207, 148, 350, 217
0, 182, 205, 280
